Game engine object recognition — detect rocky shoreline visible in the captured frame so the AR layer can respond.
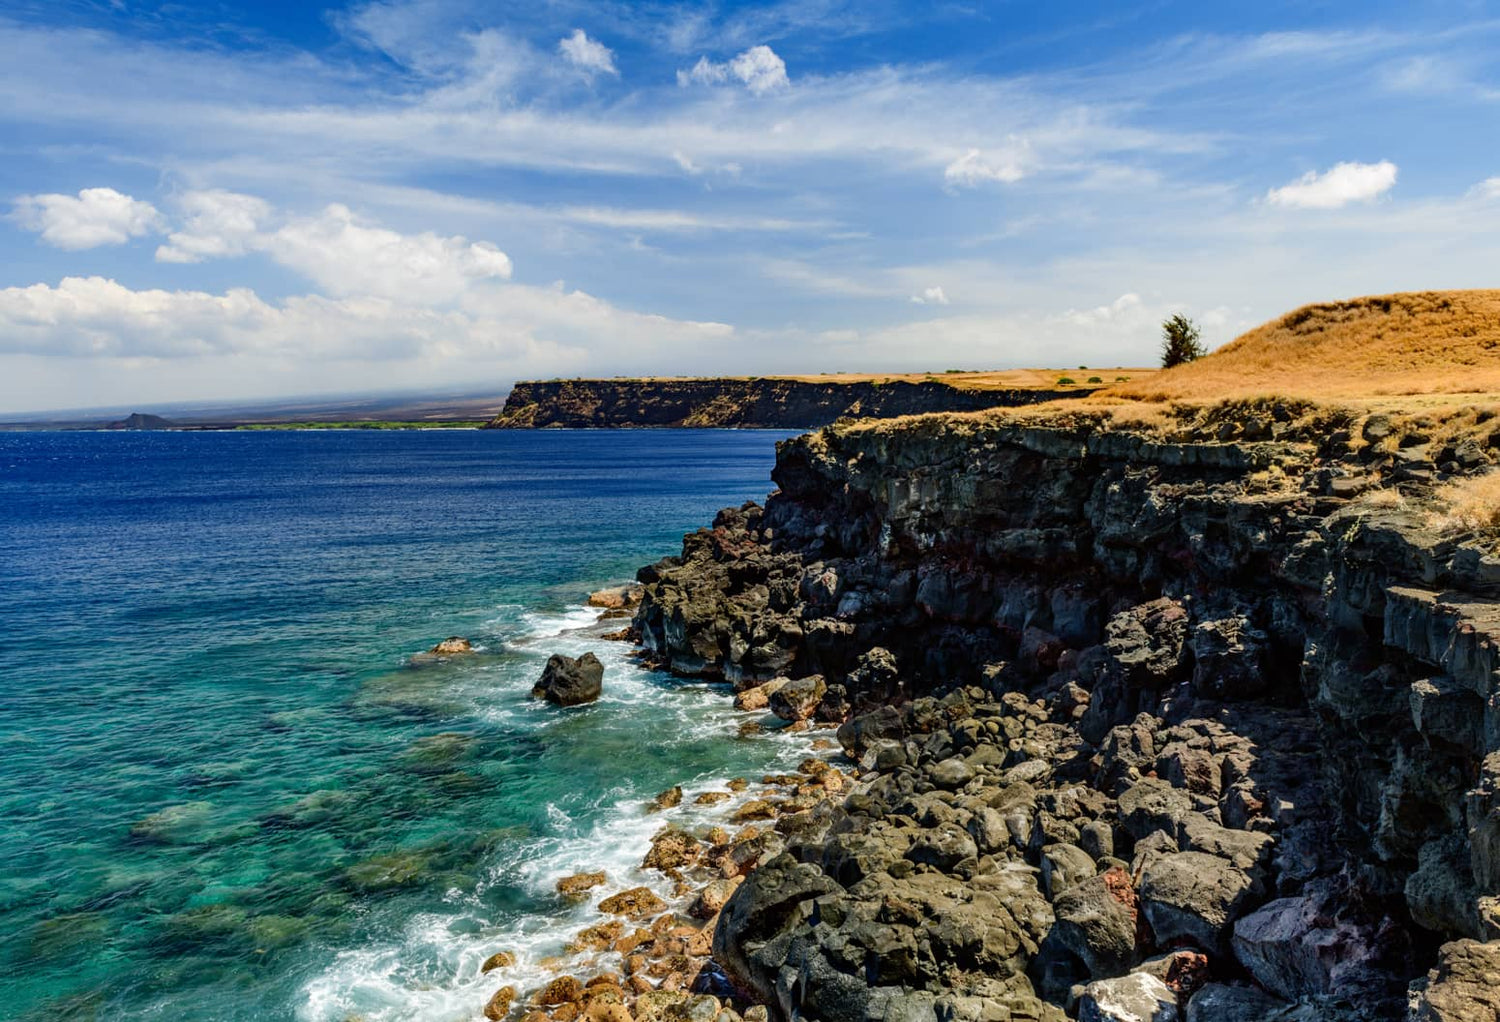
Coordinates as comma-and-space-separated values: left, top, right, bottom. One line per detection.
608, 407, 1500, 1022
485, 378, 1093, 430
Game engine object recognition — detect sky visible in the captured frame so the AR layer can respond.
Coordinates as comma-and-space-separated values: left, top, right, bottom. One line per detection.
2, 0, 1500, 413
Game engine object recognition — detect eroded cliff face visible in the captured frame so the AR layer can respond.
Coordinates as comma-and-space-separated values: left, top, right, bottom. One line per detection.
632, 411, 1500, 1021
487, 379, 1086, 429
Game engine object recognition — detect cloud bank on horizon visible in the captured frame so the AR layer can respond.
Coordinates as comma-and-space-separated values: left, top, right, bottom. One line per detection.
2, 0, 1500, 412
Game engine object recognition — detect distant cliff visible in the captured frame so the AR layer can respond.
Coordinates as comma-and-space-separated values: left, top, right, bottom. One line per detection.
485, 377, 1090, 429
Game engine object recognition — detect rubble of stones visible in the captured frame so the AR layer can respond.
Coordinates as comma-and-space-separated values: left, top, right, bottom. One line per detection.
629, 416, 1500, 1022
475, 749, 855, 1022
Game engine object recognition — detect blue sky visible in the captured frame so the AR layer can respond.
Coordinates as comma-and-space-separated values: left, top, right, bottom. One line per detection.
2, 0, 1499, 412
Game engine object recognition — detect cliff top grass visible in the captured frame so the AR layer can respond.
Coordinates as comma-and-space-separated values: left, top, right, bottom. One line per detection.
1113, 290, 1500, 405
525, 368, 1158, 391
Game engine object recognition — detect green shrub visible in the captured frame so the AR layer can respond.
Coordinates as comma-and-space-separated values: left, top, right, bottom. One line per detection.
1057, 377, 1076, 386
1087, 376, 1103, 383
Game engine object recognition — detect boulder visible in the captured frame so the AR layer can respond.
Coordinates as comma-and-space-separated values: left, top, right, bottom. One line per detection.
1184, 983, 1290, 1022
733, 678, 788, 712
644, 830, 702, 871
711, 854, 841, 1005
930, 757, 975, 790
484, 985, 516, 1020
1041, 842, 1098, 899
1140, 851, 1261, 956
836, 705, 904, 758
1408, 939, 1500, 1022
1231, 886, 1385, 1002
1189, 616, 1269, 700
428, 636, 474, 655
1077, 972, 1178, 1022
1050, 867, 1143, 978
532, 653, 604, 706
599, 887, 668, 919
769, 676, 827, 722
481, 950, 516, 973
1106, 599, 1190, 688
588, 585, 643, 610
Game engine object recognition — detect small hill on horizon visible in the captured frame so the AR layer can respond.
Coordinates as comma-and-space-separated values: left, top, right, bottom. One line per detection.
1116, 289, 1500, 404
108, 412, 176, 430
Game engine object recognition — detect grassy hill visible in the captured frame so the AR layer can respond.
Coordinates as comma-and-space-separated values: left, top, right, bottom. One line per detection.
1115, 290, 1500, 404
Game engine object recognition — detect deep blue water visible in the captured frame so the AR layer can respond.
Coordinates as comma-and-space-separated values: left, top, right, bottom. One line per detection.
0, 428, 801, 1021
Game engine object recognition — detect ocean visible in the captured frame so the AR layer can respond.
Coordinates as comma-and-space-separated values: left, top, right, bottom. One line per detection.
0, 428, 803, 1021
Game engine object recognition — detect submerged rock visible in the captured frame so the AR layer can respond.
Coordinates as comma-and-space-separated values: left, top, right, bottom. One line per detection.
532, 652, 605, 706
428, 636, 474, 656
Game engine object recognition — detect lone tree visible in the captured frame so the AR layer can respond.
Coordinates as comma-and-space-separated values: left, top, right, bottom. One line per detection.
1160, 314, 1206, 368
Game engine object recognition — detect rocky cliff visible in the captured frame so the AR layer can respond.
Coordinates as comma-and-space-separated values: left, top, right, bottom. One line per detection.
629, 404, 1500, 1021
487, 378, 1089, 429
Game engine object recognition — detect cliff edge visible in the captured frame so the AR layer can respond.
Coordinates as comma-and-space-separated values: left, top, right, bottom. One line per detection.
620, 292, 1500, 1022
486, 374, 1130, 429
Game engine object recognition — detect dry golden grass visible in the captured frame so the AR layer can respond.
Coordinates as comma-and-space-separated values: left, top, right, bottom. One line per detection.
1428, 471, 1500, 534
1112, 290, 1500, 404
552, 369, 1157, 392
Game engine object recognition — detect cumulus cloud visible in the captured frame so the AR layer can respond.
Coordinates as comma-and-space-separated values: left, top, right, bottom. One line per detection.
558, 29, 617, 76
1265, 160, 1398, 209
943, 144, 1032, 187
0, 275, 731, 364
910, 286, 949, 305
156, 190, 272, 263
678, 45, 789, 94
12, 187, 165, 250
1058, 292, 1144, 327
266, 204, 512, 303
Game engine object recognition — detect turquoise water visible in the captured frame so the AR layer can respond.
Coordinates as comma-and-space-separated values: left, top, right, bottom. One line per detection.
0, 429, 802, 1021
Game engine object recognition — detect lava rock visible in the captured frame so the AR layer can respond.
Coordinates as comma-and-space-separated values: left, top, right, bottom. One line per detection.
532, 653, 605, 706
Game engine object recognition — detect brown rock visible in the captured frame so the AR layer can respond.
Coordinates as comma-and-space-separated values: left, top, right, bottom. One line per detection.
627, 976, 654, 995
693, 792, 731, 806
556, 872, 607, 898
428, 636, 474, 655
599, 887, 668, 919
730, 800, 776, 823
484, 985, 516, 1020
567, 921, 625, 953
726, 778, 749, 792
689, 878, 743, 920
643, 830, 702, 871
555, 1004, 582, 1022
584, 1004, 632, 1022
614, 928, 653, 955
537, 976, 586, 1006
587, 585, 642, 610
686, 916, 718, 956
651, 787, 683, 811
732, 678, 788, 712
483, 950, 517, 973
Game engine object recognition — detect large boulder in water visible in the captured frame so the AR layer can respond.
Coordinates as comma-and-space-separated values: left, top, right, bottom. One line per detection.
532, 653, 604, 706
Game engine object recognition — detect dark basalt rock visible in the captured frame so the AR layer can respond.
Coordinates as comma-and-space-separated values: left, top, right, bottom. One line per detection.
531, 652, 604, 706
625, 411, 1500, 1022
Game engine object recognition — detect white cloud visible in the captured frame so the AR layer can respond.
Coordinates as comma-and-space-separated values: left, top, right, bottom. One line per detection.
678, 45, 789, 94
1058, 292, 1144, 327
1471, 176, 1500, 200
12, 187, 165, 250
943, 144, 1032, 187
1265, 160, 1398, 209
156, 190, 272, 263
910, 286, 949, 305
0, 275, 731, 365
558, 29, 617, 76
265, 204, 512, 303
